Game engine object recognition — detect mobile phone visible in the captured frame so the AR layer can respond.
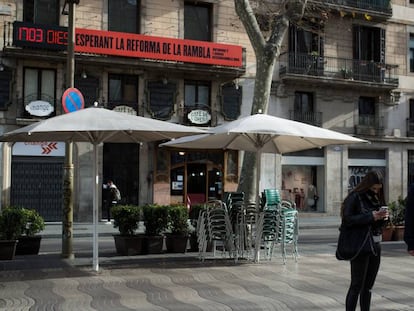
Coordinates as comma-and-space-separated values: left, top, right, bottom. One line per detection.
380, 206, 388, 220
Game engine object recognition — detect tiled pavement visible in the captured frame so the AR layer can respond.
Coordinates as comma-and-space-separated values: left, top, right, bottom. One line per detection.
1, 217, 414, 310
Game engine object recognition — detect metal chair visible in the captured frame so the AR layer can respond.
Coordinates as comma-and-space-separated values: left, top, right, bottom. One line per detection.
277, 206, 299, 264
199, 206, 237, 262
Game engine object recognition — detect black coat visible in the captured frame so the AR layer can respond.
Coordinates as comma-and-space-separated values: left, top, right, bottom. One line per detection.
342, 191, 385, 236
404, 184, 414, 251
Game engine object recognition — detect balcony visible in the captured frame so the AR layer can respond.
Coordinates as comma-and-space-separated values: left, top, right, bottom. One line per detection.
309, 0, 392, 17
407, 118, 414, 137
290, 110, 322, 127
355, 114, 384, 136
279, 52, 398, 89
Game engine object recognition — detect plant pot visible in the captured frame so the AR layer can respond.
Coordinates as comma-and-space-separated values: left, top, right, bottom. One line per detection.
392, 226, 405, 241
166, 234, 189, 253
381, 227, 394, 242
16, 236, 42, 255
113, 234, 145, 256
142, 235, 164, 254
0, 240, 18, 260
189, 233, 199, 252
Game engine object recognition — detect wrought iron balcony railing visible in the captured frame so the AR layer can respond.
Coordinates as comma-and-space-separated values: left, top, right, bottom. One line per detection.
407, 118, 414, 137
355, 114, 384, 136
279, 52, 398, 87
289, 110, 322, 127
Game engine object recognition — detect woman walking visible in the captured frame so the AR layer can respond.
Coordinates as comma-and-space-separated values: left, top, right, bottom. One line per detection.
341, 171, 388, 311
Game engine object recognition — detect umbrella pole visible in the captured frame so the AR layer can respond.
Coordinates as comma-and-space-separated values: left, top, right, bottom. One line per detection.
254, 150, 261, 263
255, 150, 261, 210
92, 143, 99, 272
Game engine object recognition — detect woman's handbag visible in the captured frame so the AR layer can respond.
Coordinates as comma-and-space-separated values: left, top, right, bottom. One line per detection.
335, 225, 376, 261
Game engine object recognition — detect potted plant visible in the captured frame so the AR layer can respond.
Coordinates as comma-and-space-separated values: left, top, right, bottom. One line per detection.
165, 204, 190, 253
16, 208, 45, 255
142, 204, 169, 254
112, 205, 143, 255
0, 206, 26, 260
388, 197, 406, 241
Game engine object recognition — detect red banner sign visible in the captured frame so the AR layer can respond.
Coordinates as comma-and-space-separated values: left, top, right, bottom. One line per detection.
13, 22, 243, 68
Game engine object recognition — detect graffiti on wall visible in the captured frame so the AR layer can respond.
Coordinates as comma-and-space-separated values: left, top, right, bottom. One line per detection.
348, 166, 385, 191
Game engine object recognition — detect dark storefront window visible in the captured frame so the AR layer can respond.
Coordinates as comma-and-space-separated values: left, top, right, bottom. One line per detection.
170, 151, 224, 202
108, 0, 140, 34
184, 1, 212, 41
24, 0, 59, 25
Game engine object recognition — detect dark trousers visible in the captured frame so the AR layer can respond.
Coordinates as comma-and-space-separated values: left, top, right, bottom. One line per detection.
346, 243, 381, 311
103, 200, 111, 221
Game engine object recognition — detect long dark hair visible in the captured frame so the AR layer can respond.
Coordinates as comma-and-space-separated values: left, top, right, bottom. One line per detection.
341, 170, 385, 217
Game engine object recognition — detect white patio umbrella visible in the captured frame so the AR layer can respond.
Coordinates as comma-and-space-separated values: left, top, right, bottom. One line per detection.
161, 113, 368, 206
0, 106, 206, 271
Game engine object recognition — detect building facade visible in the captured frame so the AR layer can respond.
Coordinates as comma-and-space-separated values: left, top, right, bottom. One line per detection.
0, 0, 413, 222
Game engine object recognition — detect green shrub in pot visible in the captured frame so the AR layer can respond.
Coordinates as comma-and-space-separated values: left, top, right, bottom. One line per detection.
112, 205, 142, 236
142, 204, 169, 236
167, 204, 190, 236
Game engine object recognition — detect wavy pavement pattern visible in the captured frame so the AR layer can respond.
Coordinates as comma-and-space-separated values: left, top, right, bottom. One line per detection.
1, 251, 414, 311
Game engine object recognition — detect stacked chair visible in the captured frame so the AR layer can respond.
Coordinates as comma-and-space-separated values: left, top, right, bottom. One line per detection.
276, 201, 299, 264
254, 189, 299, 264
197, 200, 238, 262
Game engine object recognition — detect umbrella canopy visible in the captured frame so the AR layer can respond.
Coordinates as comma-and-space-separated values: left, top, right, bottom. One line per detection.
0, 106, 206, 271
161, 113, 368, 206
0, 106, 206, 143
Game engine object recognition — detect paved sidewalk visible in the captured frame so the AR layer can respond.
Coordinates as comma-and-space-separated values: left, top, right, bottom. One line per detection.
1, 215, 413, 311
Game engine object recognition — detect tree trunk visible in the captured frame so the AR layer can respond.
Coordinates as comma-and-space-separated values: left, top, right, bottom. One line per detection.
234, 0, 307, 202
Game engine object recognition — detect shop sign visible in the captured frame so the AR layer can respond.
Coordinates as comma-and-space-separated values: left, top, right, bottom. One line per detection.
13, 21, 243, 68
12, 142, 65, 157
113, 105, 137, 115
25, 100, 54, 117
188, 109, 211, 125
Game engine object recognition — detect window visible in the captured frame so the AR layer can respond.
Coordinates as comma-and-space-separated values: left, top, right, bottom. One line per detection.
289, 22, 324, 74
24, 68, 55, 99
292, 91, 319, 125
108, 74, 138, 110
409, 150, 414, 186
184, 80, 211, 125
23, 68, 56, 116
221, 83, 242, 121
146, 80, 177, 120
108, 0, 140, 34
353, 25, 385, 62
24, 0, 59, 25
0, 70, 12, 110
408, 99, 414, 135
184, 2, 212, 41
358, 96, 376, 126
353, 26, 385, 82
289, 23, 323, 56
75, 75, 99, 108
410, 34, 414, 72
